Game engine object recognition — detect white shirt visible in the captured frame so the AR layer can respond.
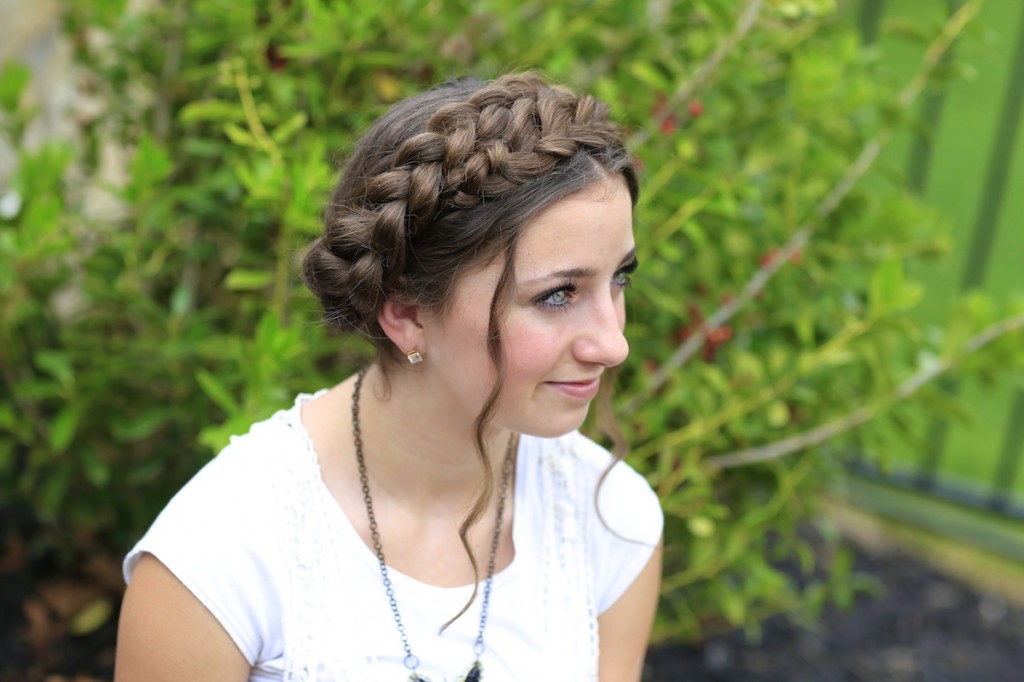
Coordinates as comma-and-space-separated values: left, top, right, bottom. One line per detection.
124, 393, 663, 681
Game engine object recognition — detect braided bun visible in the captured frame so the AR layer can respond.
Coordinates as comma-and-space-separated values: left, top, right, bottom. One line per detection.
302, 73, 637, 355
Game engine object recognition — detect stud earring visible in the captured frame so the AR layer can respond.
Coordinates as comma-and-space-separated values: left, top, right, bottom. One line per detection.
406, 349, 423, 365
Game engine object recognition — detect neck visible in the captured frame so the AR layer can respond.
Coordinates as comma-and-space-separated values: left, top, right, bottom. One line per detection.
354, 364, 513, 512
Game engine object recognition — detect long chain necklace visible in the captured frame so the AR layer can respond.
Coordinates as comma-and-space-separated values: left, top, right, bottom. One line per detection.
351, 367, 515, 682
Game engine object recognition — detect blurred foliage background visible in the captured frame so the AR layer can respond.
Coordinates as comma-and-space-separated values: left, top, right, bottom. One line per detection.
2, 0, 1023, 651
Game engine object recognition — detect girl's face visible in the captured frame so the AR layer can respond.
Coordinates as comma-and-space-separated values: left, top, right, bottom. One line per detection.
419, 174, 636, 438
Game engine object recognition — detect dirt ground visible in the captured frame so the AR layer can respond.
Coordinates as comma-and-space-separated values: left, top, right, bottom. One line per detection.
3, 531, 1024, 682
644, 545, 1024, 682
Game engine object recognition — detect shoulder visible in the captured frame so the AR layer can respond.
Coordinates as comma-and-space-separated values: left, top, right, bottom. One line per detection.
567, 431, 663, 543
122, 398, 317, 664
143, 402, 310, 525
529, 430, 663, 544
125, 398, 316, 568
524, 429, 663, 615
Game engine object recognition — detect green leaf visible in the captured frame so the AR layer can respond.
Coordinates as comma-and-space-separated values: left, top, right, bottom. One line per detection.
627, 61, 669, 91
17, 143, 73, 196
225, 268, 273, 290
38, 467, 71, 521
127, 135, 173, 198
236, 159, 285, 201
87, 0, 131, 27
256, 310, 281, 349
718, 584, 747, 625
34, 350, 74, 388
794, 317, 815, 347
687, 515, 716, 538
111, 410, 169, 442
196, 368, 239, 415
19, 195, 63, 245
224, 122, 259, 148
869, 257, 902, 315
770, 0, 836, 19
0, 404, 16, 431
0, 61, 31, 113
766, 401, 790, 428
170, 283, 193, 316
49, 408, 79, 452
81, 446, 111, 487
271, 112, 308, 144
180, 99, 246, 124
881, 17, 935, 45
0, 439, 15, 473
69, 598, 114, 636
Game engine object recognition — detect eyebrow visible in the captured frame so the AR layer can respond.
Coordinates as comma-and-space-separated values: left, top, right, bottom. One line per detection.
520, 248, 637, 287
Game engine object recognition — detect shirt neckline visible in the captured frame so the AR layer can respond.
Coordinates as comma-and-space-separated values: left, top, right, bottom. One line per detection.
285, 391, 529, 596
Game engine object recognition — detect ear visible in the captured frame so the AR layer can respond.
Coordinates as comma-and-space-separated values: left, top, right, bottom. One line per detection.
378, 298, 425, 356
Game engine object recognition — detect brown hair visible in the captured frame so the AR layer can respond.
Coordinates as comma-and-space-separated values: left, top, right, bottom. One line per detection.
302, 72, 637, 625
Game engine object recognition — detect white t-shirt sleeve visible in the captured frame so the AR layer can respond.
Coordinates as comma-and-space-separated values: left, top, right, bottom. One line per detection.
571, 433, 663, 614
122, 436, 286, 666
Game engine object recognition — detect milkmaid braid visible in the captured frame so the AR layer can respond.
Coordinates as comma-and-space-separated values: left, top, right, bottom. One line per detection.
302, 73, 637, 355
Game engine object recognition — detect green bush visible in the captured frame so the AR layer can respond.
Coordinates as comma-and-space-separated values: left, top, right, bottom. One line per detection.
1, 0, 1021, 641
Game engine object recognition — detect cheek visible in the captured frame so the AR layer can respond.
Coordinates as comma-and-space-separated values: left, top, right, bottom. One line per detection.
502, 322, 566, 381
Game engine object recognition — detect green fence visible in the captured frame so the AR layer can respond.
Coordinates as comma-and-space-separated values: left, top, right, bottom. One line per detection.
849, 0, 1024, 539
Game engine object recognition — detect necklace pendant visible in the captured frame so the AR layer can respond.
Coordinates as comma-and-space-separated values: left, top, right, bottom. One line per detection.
460, 661, 482, 682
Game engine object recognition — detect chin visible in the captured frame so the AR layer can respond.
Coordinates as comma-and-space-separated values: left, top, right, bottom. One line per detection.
515, 406, 591, 439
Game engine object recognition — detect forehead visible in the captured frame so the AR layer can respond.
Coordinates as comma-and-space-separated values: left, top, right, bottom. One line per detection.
438, 174, 634, 316
513, 175, 634, 274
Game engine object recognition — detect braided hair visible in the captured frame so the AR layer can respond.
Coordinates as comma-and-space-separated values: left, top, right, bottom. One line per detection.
303, 73, 637, 355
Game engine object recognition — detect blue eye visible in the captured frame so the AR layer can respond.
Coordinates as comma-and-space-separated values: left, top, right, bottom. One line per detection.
545, 290, 569, 305
613, 257, 639, 288
535, 281, 577, 309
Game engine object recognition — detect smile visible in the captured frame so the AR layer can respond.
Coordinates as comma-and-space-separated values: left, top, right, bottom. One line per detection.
545, 378, 601, 400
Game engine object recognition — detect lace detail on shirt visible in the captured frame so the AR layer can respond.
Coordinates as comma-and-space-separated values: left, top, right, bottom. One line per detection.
267, 395, 600, 680
538, 436, 600, 681
269, 395, 373, 681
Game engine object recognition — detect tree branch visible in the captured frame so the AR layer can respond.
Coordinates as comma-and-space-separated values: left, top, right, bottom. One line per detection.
625, 0, 982, 416
704, 310, 1024, 470
154, 0, 187, 143
234, 60, 282, 165
628, 0, 764, 152
629, 319, 873, 463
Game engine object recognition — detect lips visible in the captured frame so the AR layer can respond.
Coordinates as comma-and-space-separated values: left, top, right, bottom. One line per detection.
545, 377, 601, 400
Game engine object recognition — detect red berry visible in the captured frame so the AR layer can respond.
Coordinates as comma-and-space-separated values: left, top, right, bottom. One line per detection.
266, 43, 288, 71
759, 249, 779, 267
651, 93, 678, 135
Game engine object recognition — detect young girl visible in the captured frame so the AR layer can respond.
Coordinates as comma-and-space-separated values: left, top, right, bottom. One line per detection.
115, 73, 663, 682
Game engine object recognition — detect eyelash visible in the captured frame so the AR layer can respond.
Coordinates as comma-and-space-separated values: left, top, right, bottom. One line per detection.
534, 258, 639, 311
535, 280, 578, 311
614, 258, 639, 288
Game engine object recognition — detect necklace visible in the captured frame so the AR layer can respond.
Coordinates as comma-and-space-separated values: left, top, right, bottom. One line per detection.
351, 367, 515, 682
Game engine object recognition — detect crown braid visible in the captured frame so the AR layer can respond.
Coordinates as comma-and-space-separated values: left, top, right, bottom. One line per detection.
300, 72, 638, 632
303, 73, 636, 342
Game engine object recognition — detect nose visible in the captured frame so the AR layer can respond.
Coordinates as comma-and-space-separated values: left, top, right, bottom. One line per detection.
574, 295, 629, 368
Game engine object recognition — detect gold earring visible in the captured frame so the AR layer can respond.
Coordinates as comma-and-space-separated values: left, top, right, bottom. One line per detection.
406, 349, 423, 365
